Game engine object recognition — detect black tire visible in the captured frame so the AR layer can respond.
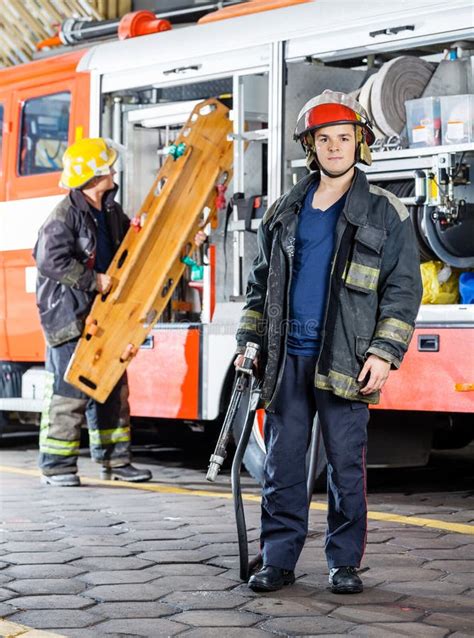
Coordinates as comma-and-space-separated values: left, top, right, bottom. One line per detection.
0, 411, 9, 438
0, 362, 32, 438
432, 413, 474, 450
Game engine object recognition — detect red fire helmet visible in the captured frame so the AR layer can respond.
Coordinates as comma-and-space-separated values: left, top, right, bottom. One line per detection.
294, 90, 375, 146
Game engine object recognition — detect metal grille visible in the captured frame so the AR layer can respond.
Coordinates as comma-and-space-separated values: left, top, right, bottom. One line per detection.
157, 79, 233, 102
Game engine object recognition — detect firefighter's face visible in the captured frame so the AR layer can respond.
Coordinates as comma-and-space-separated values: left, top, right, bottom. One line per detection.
86, 168, 116, 193
98, 167, 116, 191
313, 124, 356, 175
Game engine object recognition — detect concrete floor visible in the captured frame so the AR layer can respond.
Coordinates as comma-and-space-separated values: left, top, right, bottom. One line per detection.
0, 443, 473, 637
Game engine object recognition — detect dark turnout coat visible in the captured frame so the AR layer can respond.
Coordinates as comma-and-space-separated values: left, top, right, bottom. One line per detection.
33, 186, 129, 347
236, 168, 423, 411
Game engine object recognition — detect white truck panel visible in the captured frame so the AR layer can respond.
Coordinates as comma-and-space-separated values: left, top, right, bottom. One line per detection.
202, 302, 242, 420
286, 0, 474, 61
78, 1, 473, 91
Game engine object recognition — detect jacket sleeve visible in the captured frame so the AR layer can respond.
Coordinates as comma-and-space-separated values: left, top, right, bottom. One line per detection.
34, 217, 97, 292
367, 213, 422, 368
235, 210, 274, 353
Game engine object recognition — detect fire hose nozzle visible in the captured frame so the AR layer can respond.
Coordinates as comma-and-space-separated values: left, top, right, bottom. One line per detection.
235, 342, 260, 375
206, 454, 225, 482
205, 341, 260, 483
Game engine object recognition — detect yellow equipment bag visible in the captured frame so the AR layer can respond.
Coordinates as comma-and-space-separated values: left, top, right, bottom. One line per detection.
421, 261, 459, 304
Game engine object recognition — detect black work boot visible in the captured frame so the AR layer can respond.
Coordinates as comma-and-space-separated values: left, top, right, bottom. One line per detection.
41, 473, 80, 487
248, 565, 295, 592
329, 566, 363, 594
101, 464, 152, 482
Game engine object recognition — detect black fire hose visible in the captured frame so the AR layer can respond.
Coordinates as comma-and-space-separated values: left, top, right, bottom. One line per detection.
231, 374, 262, 581
206, 342, 260, 482
207, 341, 324, 582
60, 17, 121, 44
59, 12, 172, 45
56, 2, 243, 46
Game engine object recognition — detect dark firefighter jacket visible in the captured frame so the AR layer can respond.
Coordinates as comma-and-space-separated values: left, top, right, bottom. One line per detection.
236, 168, 423, 411
33, 186, 129, 347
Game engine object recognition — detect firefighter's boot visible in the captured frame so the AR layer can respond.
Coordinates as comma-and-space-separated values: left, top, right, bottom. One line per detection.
41, 473, 81, 487
248, 565, 295, 592
101, 464, 152, 482
329, 566, 363, 594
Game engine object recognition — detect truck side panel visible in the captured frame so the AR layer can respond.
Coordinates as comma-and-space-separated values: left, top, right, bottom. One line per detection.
127, 326, 201, 419
0, 52, 89, 362
374, 328, 474, 413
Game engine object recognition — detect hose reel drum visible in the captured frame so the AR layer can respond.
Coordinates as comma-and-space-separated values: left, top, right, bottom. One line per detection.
374, 176, 474, 268
360, 55, 473, 268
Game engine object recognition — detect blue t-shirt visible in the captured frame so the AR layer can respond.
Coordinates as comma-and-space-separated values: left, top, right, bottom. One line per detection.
91, 207, 115, 274
287, 182, 347, 357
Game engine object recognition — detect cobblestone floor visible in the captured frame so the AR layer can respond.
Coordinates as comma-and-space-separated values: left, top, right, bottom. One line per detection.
0, 448, 473, 637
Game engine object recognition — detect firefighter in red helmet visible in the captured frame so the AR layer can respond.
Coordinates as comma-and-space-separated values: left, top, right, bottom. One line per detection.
295, 89, 375, 175
235, 90, 422, 593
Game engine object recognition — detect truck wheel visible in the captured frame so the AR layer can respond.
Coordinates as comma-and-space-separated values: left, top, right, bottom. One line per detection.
232, 396, 327, 491
432, 413, 474, 450
0, 411, 8, 438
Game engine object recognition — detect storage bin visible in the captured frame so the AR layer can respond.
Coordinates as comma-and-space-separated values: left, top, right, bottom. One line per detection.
459, 272, 474, 304
440, 94, 474, 145
405, 97, 441, 148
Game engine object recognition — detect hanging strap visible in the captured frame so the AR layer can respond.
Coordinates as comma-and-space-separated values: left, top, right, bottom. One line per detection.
243, 196, 258, 234
223, 192, 245, 298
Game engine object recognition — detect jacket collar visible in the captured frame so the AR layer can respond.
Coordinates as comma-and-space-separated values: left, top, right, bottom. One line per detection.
270, 167, 370, 229
69, 183, 119, 214
268, 173, 315, 230
343, 167, 370, 227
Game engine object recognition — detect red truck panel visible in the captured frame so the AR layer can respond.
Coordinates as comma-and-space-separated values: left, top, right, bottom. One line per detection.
374, 327, 474, 413
127, 326, 200, 419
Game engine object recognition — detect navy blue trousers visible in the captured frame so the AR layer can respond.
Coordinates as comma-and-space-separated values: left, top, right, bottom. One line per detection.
262, 353, 369, 570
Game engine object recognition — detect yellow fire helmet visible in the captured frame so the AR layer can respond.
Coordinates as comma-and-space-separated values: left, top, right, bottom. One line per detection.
60, 137, 120, 190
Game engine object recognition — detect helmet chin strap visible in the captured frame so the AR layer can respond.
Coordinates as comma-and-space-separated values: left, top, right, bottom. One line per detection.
319, 162, 356, 179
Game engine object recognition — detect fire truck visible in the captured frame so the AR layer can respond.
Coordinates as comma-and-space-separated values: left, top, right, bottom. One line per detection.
0, 0, 473, 480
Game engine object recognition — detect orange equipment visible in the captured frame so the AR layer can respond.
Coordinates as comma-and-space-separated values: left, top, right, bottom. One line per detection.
65, 98, 233, 403
117, 11, 172, 41
36, 10, 171, 50
198, 0, 312, 24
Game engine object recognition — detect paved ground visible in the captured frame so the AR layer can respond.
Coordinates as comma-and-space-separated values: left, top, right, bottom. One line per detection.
0, 444, 473, 638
